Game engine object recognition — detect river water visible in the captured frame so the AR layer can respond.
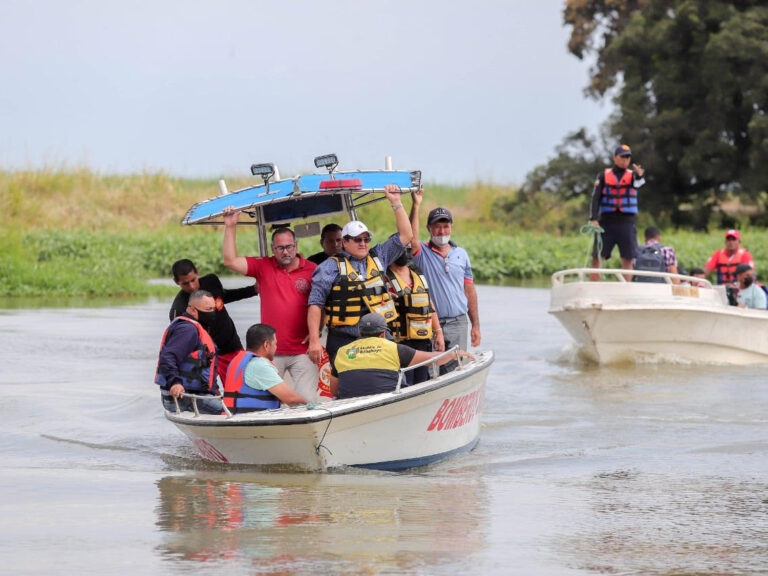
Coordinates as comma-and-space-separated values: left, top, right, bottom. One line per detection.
2, 284, 767, 575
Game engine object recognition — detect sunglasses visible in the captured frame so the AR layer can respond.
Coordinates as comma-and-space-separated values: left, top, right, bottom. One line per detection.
346, 236, 372, 244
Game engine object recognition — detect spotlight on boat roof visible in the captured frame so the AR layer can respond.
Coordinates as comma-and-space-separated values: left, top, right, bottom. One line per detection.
314, 153, 338, 174
250, 162, 276, 183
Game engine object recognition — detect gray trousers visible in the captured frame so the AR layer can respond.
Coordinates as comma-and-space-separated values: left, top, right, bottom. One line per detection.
439, 314, 468, 374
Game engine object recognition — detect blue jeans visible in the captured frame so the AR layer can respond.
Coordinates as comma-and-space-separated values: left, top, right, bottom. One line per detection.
162, 393, 222, 415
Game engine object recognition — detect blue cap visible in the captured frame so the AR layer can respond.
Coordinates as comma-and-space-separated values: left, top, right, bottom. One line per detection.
614, 144, 632, 157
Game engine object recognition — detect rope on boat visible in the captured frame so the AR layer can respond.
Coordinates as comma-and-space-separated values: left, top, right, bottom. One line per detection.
312, 405, 334, 457
579, 222, 604, 268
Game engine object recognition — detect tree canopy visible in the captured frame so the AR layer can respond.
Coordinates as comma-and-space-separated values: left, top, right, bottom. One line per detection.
524, 1, 768, 229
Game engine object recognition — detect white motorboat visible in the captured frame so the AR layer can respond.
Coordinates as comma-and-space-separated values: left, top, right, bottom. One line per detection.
168, 154, 494, 470
549, 268, 768, 365
167, 349, 493, 471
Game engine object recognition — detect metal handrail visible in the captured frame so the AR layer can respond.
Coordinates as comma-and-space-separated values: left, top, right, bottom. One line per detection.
394, 346, 466, 393
551, 268, 714, 288
171, 391, 232, 417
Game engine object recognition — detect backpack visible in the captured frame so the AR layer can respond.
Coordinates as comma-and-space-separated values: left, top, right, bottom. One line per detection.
634, 244, 666, 283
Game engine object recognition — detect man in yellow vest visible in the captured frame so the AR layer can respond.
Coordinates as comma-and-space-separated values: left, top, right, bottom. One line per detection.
330, 313, 472, 399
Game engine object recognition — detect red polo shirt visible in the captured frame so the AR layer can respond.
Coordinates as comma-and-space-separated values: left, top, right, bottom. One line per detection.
245, 255, 316, 355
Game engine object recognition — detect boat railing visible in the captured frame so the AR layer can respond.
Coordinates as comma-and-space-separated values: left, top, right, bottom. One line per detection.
394, 346, 466, 393
551, 268, 714, 288
169, 392, 232, 417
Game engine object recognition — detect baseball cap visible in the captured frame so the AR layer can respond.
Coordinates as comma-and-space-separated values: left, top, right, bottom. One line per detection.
427, 207, 453, 225
734, 263, 752, 275
358, 312, 388, 336
342, 220, 369, 238
725, 229, 741, 240
614, 144, 632, 157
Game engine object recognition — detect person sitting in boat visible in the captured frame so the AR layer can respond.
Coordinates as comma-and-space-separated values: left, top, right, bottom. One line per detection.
307, 184, 413, 365
329, 313, 472, 399
222, 211, 319, 403
223, 324, 308, 414
155, 290, 222, 414
733, 264, 767, 309
702, 230, 754, 285
686, 267, 709, 288
307, 223, 343, 265
633, 226, 679, 284
385, 245, 444, 385
169, 259, 257, 384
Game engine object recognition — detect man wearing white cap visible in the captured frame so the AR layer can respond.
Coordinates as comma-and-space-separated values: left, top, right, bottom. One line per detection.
702, 229, 755, 285
307, 184, 413, 364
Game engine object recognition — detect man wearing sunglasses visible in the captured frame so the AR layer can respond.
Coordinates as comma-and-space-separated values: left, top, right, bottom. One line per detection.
307, 184, 413, 365
222, 209, 319, 402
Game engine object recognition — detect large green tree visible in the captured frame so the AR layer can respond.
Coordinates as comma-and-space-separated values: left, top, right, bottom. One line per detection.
530, 1, 768, 229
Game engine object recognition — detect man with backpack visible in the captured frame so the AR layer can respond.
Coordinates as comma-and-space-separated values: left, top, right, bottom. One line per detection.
634, 226, 678, 283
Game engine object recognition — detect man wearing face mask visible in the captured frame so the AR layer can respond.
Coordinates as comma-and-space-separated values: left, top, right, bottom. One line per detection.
155, 290, 223, 414
409, 189, 481, 365
307, 184, 413, 365
734, 264, 767, 309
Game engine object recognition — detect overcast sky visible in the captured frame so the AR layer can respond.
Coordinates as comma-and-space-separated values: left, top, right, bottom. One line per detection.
0, 1, 608, 184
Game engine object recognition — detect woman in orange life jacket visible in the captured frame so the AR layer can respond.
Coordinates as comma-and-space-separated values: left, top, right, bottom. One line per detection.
386, 247, 444, 385
155, 290, 222, 414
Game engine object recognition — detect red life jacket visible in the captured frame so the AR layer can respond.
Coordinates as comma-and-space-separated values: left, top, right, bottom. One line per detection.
155, 316, 217, 393
713, 248, 750, 284
223, 351, 281, 413
600, 168, 638, 214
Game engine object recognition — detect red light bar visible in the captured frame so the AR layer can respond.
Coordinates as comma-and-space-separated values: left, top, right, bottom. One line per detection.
319, 178, 363, 190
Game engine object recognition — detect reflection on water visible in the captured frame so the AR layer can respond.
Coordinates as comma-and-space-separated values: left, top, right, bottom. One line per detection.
155, 472, 488, 573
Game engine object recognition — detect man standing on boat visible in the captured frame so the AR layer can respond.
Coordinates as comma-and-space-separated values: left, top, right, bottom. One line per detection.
409, 189, 480, 367
589, 144, 646, 275
329, 313, 472, 399
307, 223, 343, 265
222, 212, 319, 402
169, 259, 257, 383
223, 324, 308, 413
307, 184, 413, 365
702, 230, 755, 285
155, 290, 222, 414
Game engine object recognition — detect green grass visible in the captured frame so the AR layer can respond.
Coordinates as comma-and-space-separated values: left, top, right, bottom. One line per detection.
1, 168, 766, 298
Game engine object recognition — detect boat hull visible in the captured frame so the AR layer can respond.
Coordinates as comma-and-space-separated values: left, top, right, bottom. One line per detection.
166, 351, 493, 471
549, 269, 768, 365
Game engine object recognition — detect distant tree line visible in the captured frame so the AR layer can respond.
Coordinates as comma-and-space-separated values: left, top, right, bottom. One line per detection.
501, 1, 768, 231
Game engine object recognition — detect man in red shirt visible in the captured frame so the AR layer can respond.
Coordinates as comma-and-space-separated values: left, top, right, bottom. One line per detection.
222, 209, 318, 401
702, 229, 755, 285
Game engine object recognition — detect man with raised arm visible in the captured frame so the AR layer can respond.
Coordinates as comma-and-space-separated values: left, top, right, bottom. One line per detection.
222, 211, 318, 402
307, 184, 413, 365
409, 189, 480, 367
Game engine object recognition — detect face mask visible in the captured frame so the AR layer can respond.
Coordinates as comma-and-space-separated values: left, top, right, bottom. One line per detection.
743, 276, 754, 287
431, 235, 451, 247
196, 310, 216, 327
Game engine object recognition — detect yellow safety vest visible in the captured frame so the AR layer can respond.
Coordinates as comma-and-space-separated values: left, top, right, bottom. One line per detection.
334, 337, 401, 373
387, 266, 433, 342
325, 254, 397, 328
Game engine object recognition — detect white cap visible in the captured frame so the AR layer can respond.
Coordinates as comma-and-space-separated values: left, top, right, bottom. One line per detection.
342, 220, 369, 238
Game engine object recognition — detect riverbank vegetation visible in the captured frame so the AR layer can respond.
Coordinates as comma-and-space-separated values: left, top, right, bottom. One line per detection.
2, 168, 767, 299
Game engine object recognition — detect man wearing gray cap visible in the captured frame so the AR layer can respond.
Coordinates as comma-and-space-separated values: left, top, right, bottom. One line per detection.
589, 144, 646, 275
409, 189, 480, 365
329, 313, 472, 399
307, 184, 413, 365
